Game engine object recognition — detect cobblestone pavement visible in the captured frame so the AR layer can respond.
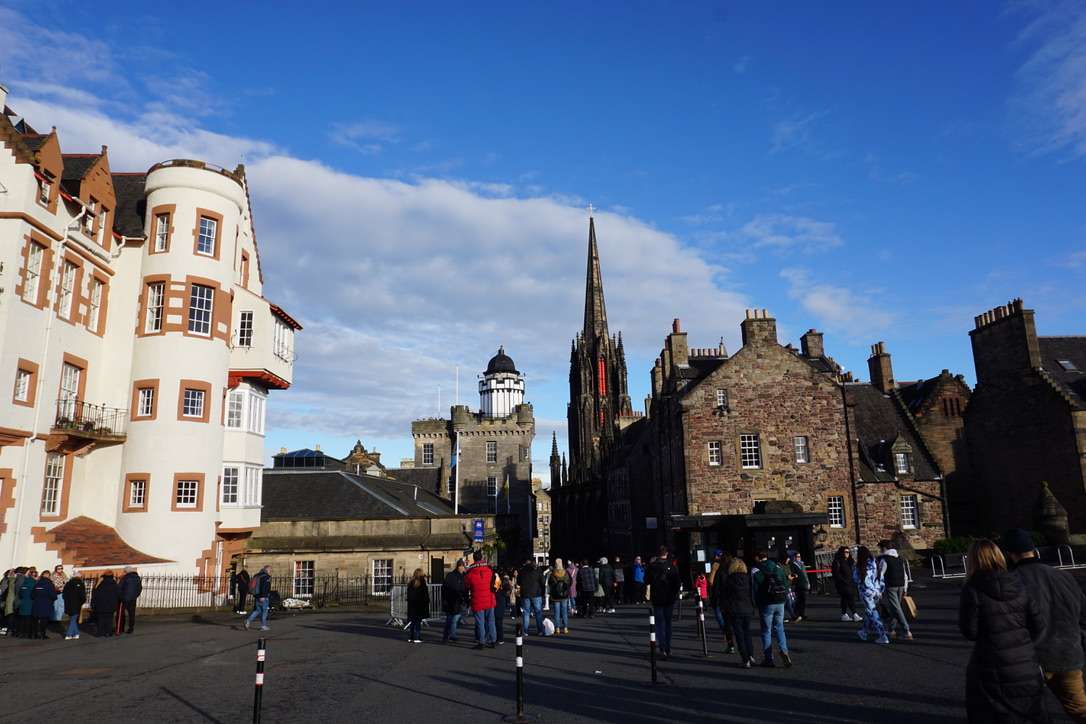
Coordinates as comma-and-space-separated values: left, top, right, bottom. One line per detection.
0, 577, 1069, 723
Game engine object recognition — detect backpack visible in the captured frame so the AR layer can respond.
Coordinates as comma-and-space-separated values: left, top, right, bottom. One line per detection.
760, 565, 789, 604
248, 575, 260, 594
552, 576, 570, 599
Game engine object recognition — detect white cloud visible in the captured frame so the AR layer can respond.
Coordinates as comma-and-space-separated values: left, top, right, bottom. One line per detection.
780, 268, 893, 339
1010, 1, 1086, 158
739, 214, 843, 253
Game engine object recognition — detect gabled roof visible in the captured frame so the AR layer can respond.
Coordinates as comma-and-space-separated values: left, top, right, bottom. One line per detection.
261, 469, 456, 521
387, 466, 444, 493
845, 383, 940, 482
1039, 337, 1086, 410
61, 153, 99, 182
111, 173, 146, 237
22, 134, 49, 153
897, 377, 940, 415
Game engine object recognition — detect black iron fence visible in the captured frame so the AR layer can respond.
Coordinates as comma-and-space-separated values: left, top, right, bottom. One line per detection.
53, 399, 127, 438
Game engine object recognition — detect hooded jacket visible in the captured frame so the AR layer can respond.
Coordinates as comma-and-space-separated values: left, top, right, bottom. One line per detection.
576, 565, 598, 594
517, 563, 545, 598
441, 569, 466, 614
463, 562, 496, 612
959, 568, 1046, 723
92, 575, 120, 614
1013, 556, 1086, 673
717, 560, 755, 617
63, 578, 87, 617
119, 572, 143, 602
597, 561, 614, 590
752, 559, 790, 608
17, 575, 35, 616
31, 577, 58, 619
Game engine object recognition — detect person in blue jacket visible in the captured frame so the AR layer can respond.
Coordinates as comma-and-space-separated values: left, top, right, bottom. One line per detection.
31, 571, 58, 639
17, 568, 37, 638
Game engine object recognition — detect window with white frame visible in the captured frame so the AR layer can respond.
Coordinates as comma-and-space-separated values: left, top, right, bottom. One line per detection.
894, 452, 912, 475
197, 216, 217, 256
154, 213, 169, 252
247, 392, 266, 434
487, 475, 498, 498
87, 277, 103, 332
59, 363, 80, 420
222, 466, 239, 505
226, 389, 244, 429
58, 260, 76, 319
128, 478, 146, 509
238, 311, 253, 347
740, 434, 762, 469
293, 561, 315, 598
715, 388, 728, 410
175, 479, 199, 508
137, 387, 154, 417
901, 494, 919, 529
422, 443, 434, 466
182, 388, 205, 418
41, 452, 64, 515
37, 172, 53, 204
273, 318, 294, 362
827, 496, 845, 528
22, 242, 44, 304
82, 199, 96, 235
486, 441, 497, 464
372, 559, 393, 594
188, 284, 213, 335
145, 282, 164, 333
793, 436, 810, 464
96, 207, 108, 246
707, 441, 722, 466
14, 368, 32, 403
244, 466, 262, 506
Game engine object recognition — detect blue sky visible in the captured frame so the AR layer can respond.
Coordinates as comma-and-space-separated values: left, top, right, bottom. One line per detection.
3, 2, 1085, 484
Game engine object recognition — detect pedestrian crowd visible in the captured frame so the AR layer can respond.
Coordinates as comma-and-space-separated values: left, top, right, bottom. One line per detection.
1, 565, 143, 640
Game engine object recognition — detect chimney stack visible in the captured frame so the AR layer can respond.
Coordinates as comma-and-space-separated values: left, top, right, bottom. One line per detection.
740, 308, 778, 348
868, 341, 895, 394
666, 318, 689, 371
800, 329, 824, 359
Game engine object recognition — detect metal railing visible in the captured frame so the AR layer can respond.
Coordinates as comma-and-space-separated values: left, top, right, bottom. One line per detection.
930, 553, 968, 579
387, 583, 445, 627
53, 399, 127, 438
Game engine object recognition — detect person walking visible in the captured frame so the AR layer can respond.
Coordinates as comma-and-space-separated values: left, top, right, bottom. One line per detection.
855, 546, 888, 644
50, 565, 67, 628
62, 573, 86, 640
719, 557, 756, 667
118, 567, 142, 635
441, 559, 467, 644
244, 565, 273, 631
631, 556, 646, 604
517, 560, 546, 635
752, 551, 792, 667
548, 559, 572, 634
832, 547, 861, 622
495, 571, 513, 644
576, 559, 598, 618
0, 567, 18, 636
877, 541, 912, 640
788, 552, 810, 623
597, 558, 615, 613
31, 571, 58, 640
91, 572, 120, 638
707, 550, 737, 653
17, 568, 37, 638
613, 556, 625, 605
960, 538, 1047, 723
464, 550, 497, 649
234, 568, 251, 615
405, 569, 429, 643
1004, 528, 1086, 721
646, 546, 681, 659
566, 559, 579, 616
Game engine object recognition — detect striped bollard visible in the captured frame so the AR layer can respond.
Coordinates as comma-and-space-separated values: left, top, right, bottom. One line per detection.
253, 638, 266, 724
696, 594, 710, 658
502, 619, 535, 722
648, 606, 658, 684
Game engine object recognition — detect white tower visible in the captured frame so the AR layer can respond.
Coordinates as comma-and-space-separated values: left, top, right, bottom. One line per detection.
479, 346, 525, 418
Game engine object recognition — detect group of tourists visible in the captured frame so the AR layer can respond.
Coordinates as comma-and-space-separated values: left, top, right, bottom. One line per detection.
828, 541, 914, 645
0, 566, 143, 640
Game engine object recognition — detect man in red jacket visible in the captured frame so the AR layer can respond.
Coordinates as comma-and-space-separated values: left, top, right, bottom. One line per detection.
463, 550, 496, 649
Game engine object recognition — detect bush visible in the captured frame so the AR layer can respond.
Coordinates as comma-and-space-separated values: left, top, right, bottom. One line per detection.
933, 536, 976, 555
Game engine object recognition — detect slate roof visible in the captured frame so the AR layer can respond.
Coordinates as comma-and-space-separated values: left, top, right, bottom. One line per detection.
111, 173, 146, 237
845, 383, 940, 482
1039, 337, 1086, 410
39, 516, 170, 567
261, 469, 456, 521
386, 466, 444, 492
61, 154, 99, 182
897, 377, 940, 415
249, 532, 473, 552
22, 134, 49, 153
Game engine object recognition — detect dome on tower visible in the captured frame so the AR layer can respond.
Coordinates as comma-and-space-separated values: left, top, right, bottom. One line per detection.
485, 346, 518, 375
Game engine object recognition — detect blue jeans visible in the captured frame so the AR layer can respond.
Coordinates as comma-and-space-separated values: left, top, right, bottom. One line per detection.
408, 618, 422, 640
653, 604, 674, 654
552, 599, 569, 629
66, 614, 80, 637
521, 596, 544, 635
246, 598, 269, 628
759, 603, 788, 658
443, 612, 461, 641
474, 607, 496, 644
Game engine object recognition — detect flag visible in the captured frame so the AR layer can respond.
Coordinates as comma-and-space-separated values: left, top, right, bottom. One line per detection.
503, 474, 511, 514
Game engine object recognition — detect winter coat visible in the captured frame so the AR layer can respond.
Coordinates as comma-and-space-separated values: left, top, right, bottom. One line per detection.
720, 569, 756, 618
236, 570, 251, 596
547, 570, 571, 600
406, 580, 430, 620
31, 578, 58, 619
567, 565, 579, 598
831, 555, 855, 595
63, 578, 87, 617
598, 564, 615, 590
752, 560, 790, 609
613, 566, 625, 584
854, 558, 884, 598
517, 564, 545, 598
576, 565, 598, 594
17, 576, 35, 616
251, 571, 272, 598
789, 559, 810, 592
646, 559, 681, 607
463, 563, 496, 612
441, 570, 466, 614
959, 569, 1047, 724
1014, 557, 1086, 673
119, 572, 143, 602
1, 573, 17, 615
91, 576, 120, 614
632, 563, 645, 584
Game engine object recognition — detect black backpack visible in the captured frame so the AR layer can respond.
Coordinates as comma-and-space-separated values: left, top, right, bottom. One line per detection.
760, 565, 789, 604
552, 576, 570, 599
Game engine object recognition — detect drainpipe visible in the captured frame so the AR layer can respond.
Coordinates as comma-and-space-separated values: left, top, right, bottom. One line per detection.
7, 205, 88, 568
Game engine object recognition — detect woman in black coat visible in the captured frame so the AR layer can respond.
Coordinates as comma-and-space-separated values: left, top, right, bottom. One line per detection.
405, 569, 430, 643
718, 558, 756, 668
959, 539, 1047, 723
91, 573, 121, 638
30, 572, 58, 640
831, 547, 859, 621
62, 576, 87, 639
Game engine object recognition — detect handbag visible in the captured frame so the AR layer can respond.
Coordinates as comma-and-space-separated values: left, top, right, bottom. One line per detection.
902, 593, 918, 621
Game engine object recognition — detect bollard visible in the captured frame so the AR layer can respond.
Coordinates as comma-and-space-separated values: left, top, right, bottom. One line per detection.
648, 606, 658, 684
502, 620, 537, 722
253, 638, 266, 724
696, 595, 710, 658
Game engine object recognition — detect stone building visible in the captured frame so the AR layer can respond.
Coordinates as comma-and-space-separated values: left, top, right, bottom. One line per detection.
532, 476, 551, 563
403, 349, 536, 563
964, 299, 1086, 537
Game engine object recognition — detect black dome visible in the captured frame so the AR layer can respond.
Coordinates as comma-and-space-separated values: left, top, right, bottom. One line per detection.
486, 346, 518, 375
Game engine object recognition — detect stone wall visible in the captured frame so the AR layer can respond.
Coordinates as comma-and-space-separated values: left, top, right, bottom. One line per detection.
855, 480, 945, 549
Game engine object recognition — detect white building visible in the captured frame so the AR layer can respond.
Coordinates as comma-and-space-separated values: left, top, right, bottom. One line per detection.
0, 86, 299, 576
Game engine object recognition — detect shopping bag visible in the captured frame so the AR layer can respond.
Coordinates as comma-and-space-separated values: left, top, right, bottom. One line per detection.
543, 618, 556, 636
903, 593, 918, 621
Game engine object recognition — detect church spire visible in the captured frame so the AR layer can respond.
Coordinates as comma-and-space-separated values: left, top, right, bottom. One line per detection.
583, 215, 609, 340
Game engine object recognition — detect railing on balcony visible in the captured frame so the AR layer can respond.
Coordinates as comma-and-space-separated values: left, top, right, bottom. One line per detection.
53, 399, 127, 439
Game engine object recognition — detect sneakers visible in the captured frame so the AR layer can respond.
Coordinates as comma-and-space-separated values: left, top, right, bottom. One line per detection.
726, 645, 736, 654
244, 620, 250, 630
875, 635, 890, 645
563, 628, 570, 634
412, 639, 422, 644
857, 629, 869, 642
904, 632, 914, 640
792, 616, 804, 623
259, 626, 270, 631
781, 652, 793, 668
743, 658, 752, 669
65, 635, 74, 640
840, 614, 852, 622
852, 613, 863, 622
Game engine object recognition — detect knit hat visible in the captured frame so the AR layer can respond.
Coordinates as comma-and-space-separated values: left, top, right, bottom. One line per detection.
599, 557, 608, 565
1002, 528, 1035, 554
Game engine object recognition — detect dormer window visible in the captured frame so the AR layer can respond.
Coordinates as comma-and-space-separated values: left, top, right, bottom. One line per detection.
82, 199, 97, 235
1057, 359, 1078, 372
890, 438, 913, 476
36, 172, 53, 205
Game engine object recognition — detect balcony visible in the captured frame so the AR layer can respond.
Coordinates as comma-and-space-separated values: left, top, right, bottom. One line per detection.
50, 399, 127, 453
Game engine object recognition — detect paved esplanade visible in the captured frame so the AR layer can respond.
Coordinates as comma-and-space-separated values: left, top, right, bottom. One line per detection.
0, 579, 1065, 723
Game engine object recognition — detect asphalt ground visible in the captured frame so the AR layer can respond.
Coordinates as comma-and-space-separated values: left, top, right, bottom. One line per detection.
0, 577, 1072, 723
